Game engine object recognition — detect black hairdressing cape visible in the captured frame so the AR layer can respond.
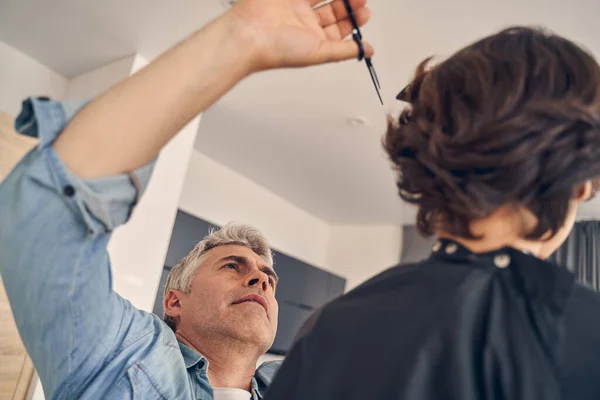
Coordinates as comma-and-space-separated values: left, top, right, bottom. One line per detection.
264, 240, 600, 400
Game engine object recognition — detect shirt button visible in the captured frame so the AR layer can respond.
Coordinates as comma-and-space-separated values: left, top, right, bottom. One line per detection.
445, 243, 458, 255
494, 254, 511, 268
432, 241, 442, 252
63, 185, 76, 197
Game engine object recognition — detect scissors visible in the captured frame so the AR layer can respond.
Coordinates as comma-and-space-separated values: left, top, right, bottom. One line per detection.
342, 0, 383, 105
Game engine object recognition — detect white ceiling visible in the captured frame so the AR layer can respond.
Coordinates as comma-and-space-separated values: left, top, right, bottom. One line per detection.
1, 0, 599, 224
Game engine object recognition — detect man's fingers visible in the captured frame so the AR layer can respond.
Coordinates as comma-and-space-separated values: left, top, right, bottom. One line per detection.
323, 7, 371, 40
314, 39, 374, 64
315, 0, 368, 28
308, 0, 328, 7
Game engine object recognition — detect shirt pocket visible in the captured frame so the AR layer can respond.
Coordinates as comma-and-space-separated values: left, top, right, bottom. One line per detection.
97, 364, 163, 400
128, 349, 196, 400
128, 363, 168, 400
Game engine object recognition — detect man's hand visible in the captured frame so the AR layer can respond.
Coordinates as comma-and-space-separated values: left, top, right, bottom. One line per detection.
228, 0, 372, 71
53, 0, 373, 179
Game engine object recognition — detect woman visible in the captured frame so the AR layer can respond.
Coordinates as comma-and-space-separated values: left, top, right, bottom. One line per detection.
265, 27, 600, 399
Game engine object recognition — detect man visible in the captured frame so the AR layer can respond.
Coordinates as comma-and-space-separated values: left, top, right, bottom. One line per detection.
0, 0, 372, 398
162, 223, 280, 398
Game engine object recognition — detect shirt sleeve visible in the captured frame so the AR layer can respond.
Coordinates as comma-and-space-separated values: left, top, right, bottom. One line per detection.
0, 97, 157, 398
14, 97, 155, 234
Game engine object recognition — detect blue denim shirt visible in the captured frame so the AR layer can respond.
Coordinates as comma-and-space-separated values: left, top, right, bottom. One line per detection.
0, 98, 280, 400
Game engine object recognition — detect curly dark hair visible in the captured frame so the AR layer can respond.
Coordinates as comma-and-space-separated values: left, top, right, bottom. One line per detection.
384, 27, 600, 239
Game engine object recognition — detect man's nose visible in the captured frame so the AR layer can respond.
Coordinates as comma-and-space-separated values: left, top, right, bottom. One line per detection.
246, 271, 268, 292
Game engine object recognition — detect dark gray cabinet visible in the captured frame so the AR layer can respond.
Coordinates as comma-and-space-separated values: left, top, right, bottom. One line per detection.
152, 267, 172, 319
328, 275, 346, 302
274, 252, 332, 309
270, 302, 314, 354
164, 211, 216, 267
153, 210, 346, 354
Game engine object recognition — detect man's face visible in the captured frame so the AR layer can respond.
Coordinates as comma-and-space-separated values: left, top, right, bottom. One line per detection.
175, 245, 279, 352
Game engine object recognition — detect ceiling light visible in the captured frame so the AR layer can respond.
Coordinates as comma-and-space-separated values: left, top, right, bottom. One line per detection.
346, 116, 369, 126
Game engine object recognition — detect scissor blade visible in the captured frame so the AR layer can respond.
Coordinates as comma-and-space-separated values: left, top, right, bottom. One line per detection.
365, 61, 383, 105
372, 77, 384, 105
374, 86, 384, 105
366, 59, 381, 89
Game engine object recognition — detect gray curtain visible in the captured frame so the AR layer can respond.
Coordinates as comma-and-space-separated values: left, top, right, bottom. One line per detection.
548, 221, 600, 291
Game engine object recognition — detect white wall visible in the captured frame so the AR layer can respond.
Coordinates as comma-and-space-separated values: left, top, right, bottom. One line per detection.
0, 41, 67, 116
179, 151, 331, 269
577, 197, 600, 221
108, 118, 201, 309
63, 55, 136, 100
179, 150, 404, 290
106, 55, 202, 311
326, 225, 403, 291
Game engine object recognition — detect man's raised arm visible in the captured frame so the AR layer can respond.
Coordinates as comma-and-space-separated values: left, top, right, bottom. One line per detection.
0, 1, 371, 397
53, 0, 373, 179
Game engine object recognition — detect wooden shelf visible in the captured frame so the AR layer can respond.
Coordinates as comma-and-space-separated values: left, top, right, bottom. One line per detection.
0, 111, 37, 400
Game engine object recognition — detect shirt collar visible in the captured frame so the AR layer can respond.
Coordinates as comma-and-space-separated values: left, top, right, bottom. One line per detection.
250, 377, 261, 399
177, 341, 264, 398
177, 341, 209, 372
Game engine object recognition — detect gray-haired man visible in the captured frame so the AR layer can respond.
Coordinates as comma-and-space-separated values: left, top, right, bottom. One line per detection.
0, 0, 372, 398
162, 224, 280, 396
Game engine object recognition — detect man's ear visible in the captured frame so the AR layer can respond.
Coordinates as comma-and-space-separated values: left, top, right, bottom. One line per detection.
164, 290, 184, 319
576, 181, 593, 202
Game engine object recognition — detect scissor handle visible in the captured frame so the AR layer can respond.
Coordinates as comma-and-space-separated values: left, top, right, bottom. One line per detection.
343, 0, 363, 38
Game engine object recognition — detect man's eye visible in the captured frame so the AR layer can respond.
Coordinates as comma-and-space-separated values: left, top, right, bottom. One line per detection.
224, 263, 237, 270
268, 278, 275, 288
